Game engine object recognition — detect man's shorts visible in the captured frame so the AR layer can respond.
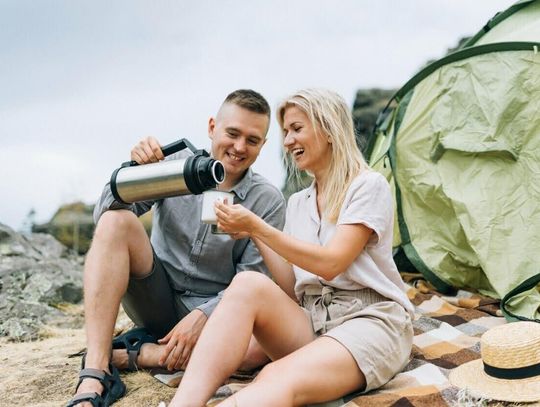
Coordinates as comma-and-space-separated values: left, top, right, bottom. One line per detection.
121, 252, 190, 338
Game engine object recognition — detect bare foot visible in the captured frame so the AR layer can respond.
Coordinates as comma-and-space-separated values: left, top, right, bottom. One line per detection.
111, 342, 166, 370
72, 377, 104, 407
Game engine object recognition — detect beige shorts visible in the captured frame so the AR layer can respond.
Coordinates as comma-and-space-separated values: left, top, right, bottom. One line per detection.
301, 285, 413, 392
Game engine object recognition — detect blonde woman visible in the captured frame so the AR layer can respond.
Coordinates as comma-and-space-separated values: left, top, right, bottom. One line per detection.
168, 89, 414, 407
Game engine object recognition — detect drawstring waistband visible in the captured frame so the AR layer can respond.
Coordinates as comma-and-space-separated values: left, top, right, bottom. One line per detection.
303, 285, 388, 306
302, 285, 389, 334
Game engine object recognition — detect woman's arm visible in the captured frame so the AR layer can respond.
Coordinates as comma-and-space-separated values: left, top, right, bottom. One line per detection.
216, 202, 373, 281
250, 236, 297, 300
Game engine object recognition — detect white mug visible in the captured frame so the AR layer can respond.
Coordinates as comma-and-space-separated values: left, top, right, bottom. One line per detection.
201, 190, 235, 226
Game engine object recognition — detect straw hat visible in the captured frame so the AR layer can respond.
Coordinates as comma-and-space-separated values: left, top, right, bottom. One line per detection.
449, 321, 540, 402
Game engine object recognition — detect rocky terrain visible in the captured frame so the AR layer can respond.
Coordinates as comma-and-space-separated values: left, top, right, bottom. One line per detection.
0, 223, 84, 341
0, 223, 176, 406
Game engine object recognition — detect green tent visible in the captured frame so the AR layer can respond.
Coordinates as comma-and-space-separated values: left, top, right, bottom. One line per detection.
366, 0, 540, 321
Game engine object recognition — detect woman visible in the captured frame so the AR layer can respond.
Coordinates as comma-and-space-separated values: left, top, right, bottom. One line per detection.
168, 88, 414, 406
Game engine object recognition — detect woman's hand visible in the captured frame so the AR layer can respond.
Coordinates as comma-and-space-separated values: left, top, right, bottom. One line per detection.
214, 200, 260, 237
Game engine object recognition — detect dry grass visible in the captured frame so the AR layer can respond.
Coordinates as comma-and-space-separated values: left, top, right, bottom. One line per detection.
0, 306, 177, 407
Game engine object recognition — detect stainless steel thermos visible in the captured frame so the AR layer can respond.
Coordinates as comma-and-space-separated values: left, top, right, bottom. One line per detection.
110, 139, 225, 204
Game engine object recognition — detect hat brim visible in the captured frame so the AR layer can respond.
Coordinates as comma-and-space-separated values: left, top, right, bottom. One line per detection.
449, 359, 540, 403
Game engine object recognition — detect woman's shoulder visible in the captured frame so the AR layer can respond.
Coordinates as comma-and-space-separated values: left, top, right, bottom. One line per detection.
348, 170, 389, 193
287, 183, 314, 205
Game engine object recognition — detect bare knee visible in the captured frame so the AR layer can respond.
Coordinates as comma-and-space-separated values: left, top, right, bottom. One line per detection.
220, 272, 275, 313
94, 210, 140, 242
227, 271, 274, 300
88, 210, 153, 276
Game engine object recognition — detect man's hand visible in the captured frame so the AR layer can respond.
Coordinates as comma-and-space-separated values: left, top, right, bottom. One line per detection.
131, 136, 165, 164
157, 309, 208, 370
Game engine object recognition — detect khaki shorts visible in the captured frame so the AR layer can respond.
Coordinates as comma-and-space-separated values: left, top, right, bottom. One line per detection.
301, 285, 413, 392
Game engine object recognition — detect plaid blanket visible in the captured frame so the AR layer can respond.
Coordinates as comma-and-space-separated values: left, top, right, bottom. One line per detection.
153, 274, 507, 406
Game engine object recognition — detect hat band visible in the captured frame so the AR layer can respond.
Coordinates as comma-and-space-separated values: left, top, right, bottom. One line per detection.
484, 361, 540, 380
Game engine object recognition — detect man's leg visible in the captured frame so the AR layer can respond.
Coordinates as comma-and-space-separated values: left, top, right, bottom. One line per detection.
112, 259, 190, 370
74, 209, 155, 405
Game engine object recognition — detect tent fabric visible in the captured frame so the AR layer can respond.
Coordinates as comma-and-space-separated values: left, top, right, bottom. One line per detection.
470, 0, 540, 46
368, 0, 540, 320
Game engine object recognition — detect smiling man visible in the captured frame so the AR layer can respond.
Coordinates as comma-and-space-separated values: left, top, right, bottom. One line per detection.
66, 90, 285, 407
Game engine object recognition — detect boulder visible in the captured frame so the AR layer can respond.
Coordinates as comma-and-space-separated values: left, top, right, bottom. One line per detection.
0, 223, 83, 341
32, 201, 95, 254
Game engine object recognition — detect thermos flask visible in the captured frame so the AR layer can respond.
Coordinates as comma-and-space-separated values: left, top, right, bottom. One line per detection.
110, 138, 225, 204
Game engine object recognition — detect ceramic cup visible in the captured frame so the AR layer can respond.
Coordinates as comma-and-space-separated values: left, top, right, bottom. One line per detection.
201, 190, 235, 233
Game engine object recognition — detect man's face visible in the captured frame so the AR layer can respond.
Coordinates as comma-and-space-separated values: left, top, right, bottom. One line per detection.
208, 103, 268, 186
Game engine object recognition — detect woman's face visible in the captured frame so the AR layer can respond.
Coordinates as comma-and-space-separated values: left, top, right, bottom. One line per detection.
282, 106, 332, 175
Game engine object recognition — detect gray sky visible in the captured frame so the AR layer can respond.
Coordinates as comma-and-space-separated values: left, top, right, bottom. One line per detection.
1, 0, 515, 230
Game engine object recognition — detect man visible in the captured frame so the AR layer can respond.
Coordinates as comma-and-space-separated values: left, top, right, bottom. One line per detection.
68, 90, 285, 407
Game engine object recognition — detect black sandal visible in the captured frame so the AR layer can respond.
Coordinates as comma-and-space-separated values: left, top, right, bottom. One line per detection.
112, 327, 158, 371
66, 363, 126, 407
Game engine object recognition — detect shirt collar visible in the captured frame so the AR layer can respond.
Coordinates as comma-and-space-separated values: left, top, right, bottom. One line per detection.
305, 181, 320, 223
305, 180, 316, 198
227, 168, 253, 200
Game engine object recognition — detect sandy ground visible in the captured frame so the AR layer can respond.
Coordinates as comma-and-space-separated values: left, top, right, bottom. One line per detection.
0, 305, 179, 407
3, 305, 537, 407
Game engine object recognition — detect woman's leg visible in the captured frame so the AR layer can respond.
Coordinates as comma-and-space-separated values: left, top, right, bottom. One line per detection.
238, 336, 270, 372
219, 336, 366, 407
169, 271, 315, 407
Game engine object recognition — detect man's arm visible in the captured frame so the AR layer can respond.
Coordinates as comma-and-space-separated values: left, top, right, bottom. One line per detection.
158, 185, 286, 370
197, 192, 287, 316
93, 136, 165, 222
93, 183, 154, 223
157, 308, 208, 370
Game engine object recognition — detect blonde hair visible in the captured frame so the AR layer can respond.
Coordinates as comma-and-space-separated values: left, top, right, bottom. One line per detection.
278, 88, 369, 222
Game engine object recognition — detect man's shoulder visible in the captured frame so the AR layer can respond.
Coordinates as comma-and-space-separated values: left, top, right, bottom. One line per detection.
246, 172, 284, 202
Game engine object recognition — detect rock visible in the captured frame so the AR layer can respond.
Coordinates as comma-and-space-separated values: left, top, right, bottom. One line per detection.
32, 201, 153, 255
27, 233, 68, 259
352, 88, 396, 153
33, 201, 95, 254
0, 223, 84, 341
0, 223, 41, 259
0, 317, 42, 341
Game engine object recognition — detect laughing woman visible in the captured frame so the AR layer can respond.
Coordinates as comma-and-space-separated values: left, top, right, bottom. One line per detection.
168, 89, 414, 407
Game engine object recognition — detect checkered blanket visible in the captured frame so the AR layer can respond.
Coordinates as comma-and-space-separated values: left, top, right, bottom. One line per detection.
153, 274, 507, 406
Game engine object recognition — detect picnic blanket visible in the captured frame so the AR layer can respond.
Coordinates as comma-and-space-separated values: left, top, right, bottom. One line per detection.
152, 274, 509, 406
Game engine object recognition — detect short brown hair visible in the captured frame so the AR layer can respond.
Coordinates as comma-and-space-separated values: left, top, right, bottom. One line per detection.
224, 89, 271, 117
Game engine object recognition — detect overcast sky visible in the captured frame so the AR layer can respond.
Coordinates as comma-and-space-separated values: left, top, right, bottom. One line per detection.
1, 0, 516, 230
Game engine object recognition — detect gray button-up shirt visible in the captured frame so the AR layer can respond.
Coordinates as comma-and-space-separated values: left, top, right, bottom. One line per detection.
94, 152, 286, 316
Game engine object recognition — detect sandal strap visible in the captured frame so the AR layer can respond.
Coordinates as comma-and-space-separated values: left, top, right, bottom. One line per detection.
79, 368, 106, 381
75, 367, 113, 395
112, 327, 157, 371
128, 349, 139, 371
66, 392, 103, 407
69, 364, 125, 407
